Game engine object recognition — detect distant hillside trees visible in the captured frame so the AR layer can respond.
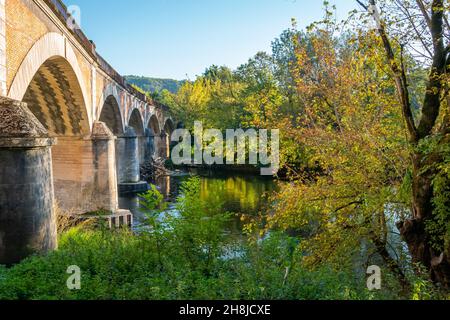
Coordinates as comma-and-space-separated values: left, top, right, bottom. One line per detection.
124, 76, 185, 94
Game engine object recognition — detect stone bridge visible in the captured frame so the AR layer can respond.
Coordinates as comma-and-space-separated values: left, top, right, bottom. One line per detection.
0, 0, 176, 264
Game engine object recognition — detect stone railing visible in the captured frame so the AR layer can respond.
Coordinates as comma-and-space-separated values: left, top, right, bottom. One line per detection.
43, 0, 170, 110
43, 0, 96, 58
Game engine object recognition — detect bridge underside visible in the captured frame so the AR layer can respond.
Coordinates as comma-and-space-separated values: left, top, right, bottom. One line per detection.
16, 55, 175, 213
0, 94, 173, 264
0, 0, 176, 264
20, 57, 120, 215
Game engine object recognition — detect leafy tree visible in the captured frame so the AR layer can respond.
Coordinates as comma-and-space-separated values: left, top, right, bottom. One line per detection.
359, 0, 450, 288
125, 75, 185, 94
150, 0, 450, 291
267, 18, 412, 290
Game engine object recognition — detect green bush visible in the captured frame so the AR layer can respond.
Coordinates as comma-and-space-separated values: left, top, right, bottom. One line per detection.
0, 178, 421, 300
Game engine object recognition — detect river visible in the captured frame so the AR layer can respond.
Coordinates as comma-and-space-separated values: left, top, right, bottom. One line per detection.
119, 169, 278, 235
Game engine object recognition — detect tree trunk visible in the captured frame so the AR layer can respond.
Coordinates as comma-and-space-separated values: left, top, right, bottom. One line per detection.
364, 0, 450, 288
397, 152, 450, 288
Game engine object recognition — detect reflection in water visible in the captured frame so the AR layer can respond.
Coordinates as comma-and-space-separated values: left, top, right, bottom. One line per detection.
119, 169, 278, 234
200, 176, 276, 214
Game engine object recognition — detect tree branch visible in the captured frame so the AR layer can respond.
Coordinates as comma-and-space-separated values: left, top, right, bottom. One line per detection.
356, 0, 368, 11
398, 1, 434, 58
366, 0, 419, 142
334, 201, 364, 214
417, 0, 446, 138
416, 0, 432, 30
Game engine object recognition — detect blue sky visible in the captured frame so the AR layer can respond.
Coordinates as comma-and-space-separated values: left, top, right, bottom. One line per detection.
71, 0, 357, 80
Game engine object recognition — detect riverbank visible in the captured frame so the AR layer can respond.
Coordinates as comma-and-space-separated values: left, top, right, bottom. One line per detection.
173, 163, 264, 175
0, 227, 385, 300
1, 178, 441, 301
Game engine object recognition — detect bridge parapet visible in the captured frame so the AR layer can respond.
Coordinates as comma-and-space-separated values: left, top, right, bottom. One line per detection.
0, 0, 178, 264
43, 0, 158, 107
43, 0, 97, 58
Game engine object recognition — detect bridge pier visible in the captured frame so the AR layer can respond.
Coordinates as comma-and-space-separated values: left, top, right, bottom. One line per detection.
158, 130, 168, 159
0, 97, 57, 265
138, 135, 147, 165
90, 122, 120, 212
163, 130, 169, 158
153, 134, 161, 159
116, 127, 148, 194
144, 128, 155, 162
51, 123, 120, 215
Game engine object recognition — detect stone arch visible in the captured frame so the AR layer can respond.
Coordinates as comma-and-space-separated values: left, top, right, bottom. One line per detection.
128, 108, 146, 164
147, 114, 161, 135
128, 108, 145, 136
98, 83, 124, 125
163, 118, 176, 158
145, 113, 162, 159
163, 118, 175, 134
19, 56, 90, 136
12, 35, 113, 215
99, 94, 124, 135
8, 32, 92, 132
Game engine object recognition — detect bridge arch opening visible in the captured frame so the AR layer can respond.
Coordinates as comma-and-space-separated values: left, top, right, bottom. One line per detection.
128, 109, 145, 136
115, 108, 147, 191
147, 114, 161, 158
128, 109, 146, 164
99, 95, 124, 135
21, 56, 111, 215
99, 94, 132, 192
163, 118, 175, 158
164, 118, 175, 133
22, 57, 90, 137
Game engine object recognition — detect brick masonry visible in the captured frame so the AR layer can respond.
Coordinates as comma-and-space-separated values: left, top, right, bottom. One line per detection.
0, 0, 179, 264
5, 0, 172, 136
0, 96, 57, 264
0, 0, 6, 96
1, 0, 176, 216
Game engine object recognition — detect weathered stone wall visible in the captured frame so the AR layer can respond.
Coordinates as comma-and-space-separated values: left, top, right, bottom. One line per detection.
0, 0, 7, 96
6, 0, 48, 90
52, 134, 118, 215
91, 122, 119, 212
0, 97, 57, 265
116, 128, 140, 184
5, 0, 172, 135
0, 146, 56, 263
2, 0, 173, 218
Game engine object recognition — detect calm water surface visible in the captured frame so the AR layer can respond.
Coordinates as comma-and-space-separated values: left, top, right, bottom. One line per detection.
119, 169, 278, 235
